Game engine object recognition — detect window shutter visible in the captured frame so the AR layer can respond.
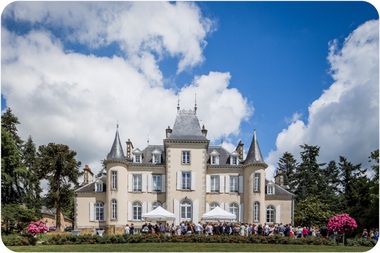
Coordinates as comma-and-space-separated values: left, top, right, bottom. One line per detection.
220, 202, 225, 210
219, 175, 224, 193
142, 174, 147, 192
148, 201, 153, 212
142, 201, 147, 215
176, 172, 181, 190
127, 202, 132, 221
89, 202, 94, 221
276, 205, 281, 224
224, 203, 230, 212
239, 203, 244, 222
238, 175, 244, 193
128, 174, 132, 192
206, 202, 210, 213
191, 172, 196, 190
161, 175, 166, 192
193, 199, 199, 224
103, 203, 106, 221
206, 175, 211, 193
174, 199, 180, 225
147, 174, 152, 192
225, 175, 230, 193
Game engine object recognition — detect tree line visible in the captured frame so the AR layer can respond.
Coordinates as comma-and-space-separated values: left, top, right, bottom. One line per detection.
1, 108, 82, 233
276, 144, 379, 233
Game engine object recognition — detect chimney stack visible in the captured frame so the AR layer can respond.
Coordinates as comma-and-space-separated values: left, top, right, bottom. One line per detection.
201, 125, 208, 137
83, 165, 94, 184
166, 126, 172, 138
126, 139, 134, 160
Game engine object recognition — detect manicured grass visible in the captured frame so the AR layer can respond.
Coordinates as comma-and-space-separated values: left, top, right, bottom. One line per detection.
6, 242, 374, 252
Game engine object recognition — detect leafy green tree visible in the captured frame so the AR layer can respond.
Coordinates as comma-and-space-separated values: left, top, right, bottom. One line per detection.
37, 143, 81, 232
294, 196, 335, 227
319, 160, 344, 213
294, 144, 325, 202
22, 136, 42, 213
1, 108, 23, 148
1, 126, 27, 204
276, 152, 298, 193
1, 204, 37, 234
366, 149, 379, 230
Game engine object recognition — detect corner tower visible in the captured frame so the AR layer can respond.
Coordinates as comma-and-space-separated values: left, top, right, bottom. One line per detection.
243, 130, 268, 223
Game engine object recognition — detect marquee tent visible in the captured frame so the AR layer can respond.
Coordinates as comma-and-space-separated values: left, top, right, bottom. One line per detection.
141, 206, 175, 221
201, 206, 236, 221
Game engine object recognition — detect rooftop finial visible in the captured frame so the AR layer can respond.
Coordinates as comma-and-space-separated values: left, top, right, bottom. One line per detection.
194, 93, 197, 114
117, 120, 119, 130
177, 94, 180, 112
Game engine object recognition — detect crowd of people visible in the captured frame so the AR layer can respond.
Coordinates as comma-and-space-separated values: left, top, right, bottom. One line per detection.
122, 221, 377, 240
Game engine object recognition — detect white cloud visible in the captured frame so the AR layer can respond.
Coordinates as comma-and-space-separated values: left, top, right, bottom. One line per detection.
1, 2, 250, 175
266, 19, 379, 180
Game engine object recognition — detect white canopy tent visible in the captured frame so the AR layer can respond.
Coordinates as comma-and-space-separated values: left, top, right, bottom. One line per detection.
201, 206, 236, 221
141, 206, 176, 221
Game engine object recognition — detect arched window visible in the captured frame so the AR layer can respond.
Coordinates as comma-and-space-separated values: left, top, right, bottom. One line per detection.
266, 205, 275, 223
254, 202, 260, 222
95, 202, 104, 221
152, 201, 162, 210
180, 200, 192, 221
111, 199, 117, 220
133, 201, 142, 220
229, 202, 239, 221
210, 202, 219, 211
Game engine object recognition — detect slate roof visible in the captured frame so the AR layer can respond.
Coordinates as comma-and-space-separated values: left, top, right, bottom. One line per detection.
244, 130, 265, 165
265, 179, 295, 200
107, 127, 126, 161
167, 109, 207, 141
207, 146, 232, 165
140, 145, 166, 164
75, 175, 107, 193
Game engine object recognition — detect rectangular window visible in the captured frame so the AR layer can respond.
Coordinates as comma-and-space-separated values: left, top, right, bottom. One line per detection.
230, 176, 239, 193
182, 151, 191, 164
211, 156, 219, 165
231, 156, 238, 165
152, 175, 162, 192
254, 173, 260, 192
267, 185, 274, 195
111, 200, 117, 220
182, 172, 191, 190
254, 202, 260, 222
210, 176, 219, 193
133, 175, 142, 192
111, 171, 117, 190
133, 203, 141, 220
153, 154, 160, 164
95, 203, 104, 221
135, 155, 141, 163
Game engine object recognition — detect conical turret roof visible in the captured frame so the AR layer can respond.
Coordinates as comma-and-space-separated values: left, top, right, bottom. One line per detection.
107, 126, 126, 161
245, 130, 266, 165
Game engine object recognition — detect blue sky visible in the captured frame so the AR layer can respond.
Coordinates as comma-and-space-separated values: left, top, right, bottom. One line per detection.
1, 1, 379, 179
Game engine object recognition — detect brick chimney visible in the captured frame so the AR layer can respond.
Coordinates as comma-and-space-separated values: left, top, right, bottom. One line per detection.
83, 165, 94, 184
126, 139, 134, 160
166, 126, 172, 138
236, 140, 244, 161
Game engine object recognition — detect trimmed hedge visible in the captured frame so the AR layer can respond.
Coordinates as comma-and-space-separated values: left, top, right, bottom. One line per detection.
3, 233, 375, 247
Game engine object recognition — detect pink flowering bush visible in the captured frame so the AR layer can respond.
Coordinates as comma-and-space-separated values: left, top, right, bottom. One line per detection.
327, 213, 357, 234
27, 219, 49, 236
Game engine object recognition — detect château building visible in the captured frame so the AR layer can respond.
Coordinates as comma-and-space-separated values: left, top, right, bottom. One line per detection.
74, 106, 294, 234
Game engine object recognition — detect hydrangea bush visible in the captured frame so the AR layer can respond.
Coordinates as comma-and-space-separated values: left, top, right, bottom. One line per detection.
327, 213, 357, 234
27, 219, 49, 236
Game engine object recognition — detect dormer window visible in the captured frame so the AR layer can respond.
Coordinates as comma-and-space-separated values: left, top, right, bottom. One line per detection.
230, 151, 239, 165
267, 182, 275, 195
210, 149, 220, 165
133, 148, 142, 163
152, 149, 162, 164
95, 179, 103, 192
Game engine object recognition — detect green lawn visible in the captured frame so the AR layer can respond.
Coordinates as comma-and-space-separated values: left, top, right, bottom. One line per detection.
6, 243, 374, 252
